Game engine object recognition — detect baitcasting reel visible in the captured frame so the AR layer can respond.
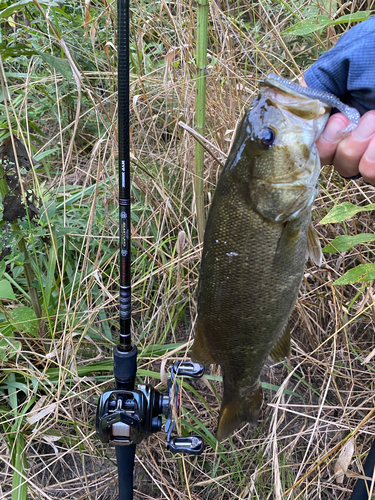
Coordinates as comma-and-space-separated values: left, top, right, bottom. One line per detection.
96, 361, 205, 455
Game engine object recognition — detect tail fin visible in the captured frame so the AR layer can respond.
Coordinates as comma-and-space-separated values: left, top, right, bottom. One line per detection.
216, 385, 263, 441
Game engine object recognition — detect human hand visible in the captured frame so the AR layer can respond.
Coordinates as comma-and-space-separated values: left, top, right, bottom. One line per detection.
316, 111, 375, 184
301, 79, 375, 184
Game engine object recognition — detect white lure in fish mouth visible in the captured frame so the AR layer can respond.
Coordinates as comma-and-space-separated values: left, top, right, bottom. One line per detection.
264, 73, 360, 136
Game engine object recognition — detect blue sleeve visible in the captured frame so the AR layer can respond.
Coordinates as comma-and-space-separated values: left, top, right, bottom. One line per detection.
304, 17, 375, 114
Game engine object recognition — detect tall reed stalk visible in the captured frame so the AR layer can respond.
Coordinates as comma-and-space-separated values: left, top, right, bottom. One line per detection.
195, 0, 209, 243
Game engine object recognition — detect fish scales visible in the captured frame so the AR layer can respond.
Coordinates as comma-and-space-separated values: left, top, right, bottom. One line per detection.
197, 175, 309, 376
192, 75, 358, 441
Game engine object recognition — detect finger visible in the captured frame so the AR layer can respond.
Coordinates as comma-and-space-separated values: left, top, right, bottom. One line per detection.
315, 114, 349, 166
359, 134, 375, 184
333, 111, 375, 178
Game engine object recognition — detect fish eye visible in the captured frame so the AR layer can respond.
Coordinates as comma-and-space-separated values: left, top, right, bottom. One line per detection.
259, 127, 276, 148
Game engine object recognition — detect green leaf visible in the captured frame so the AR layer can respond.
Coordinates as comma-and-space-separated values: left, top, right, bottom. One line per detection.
9, 306, 38, 337
0, 338, 21, 362
34, 148, 60, 162
182, 411, 228, 456
40, 201, 57, 224
52, 225, 71, 236
330, 11, 373, 25
320, 202, 375, 224
0, 43, 38, 59
0, 1, 34, 18
334, 264, 375, 285
282, 11, 373, 35
323, 234, 375, 253
44, 235, 57, 310
282, 15, 332, 35
56, 183, 101, 210
0, 43, 72, 81
11, 432, 28, 500
0, 0, 62, 18
261, 382, 304, 400
38, 52, 72, 81
0, 260, 6, 280
12, 266, 24, 280
0, 279, 15, 300
6, 372, 17, 411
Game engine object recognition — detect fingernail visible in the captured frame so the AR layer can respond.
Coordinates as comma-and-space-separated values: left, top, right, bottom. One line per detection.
353, 111, 375, 140
322, 119, 343, 142
365, 139, 375, 161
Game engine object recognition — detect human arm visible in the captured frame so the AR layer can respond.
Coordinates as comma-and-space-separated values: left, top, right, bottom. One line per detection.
302, 17, 375, 183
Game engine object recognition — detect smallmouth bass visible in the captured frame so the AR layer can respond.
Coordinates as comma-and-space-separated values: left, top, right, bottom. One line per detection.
192, 74, 359, 441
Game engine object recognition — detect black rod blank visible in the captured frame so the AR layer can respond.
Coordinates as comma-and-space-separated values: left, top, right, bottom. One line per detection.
116, 445, 136, 500
118, 0, 132, 351
114, 2, 137, 499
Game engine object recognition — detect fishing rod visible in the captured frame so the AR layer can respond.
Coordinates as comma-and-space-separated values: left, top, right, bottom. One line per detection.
95, 1, 204, 498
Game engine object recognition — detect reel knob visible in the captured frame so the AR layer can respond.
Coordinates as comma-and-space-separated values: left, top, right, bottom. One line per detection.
172, 361, 205, 378
168, 436, 204, 455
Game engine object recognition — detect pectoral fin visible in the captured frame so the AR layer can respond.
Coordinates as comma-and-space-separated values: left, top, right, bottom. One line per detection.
307, 222, 323, 266
270, 322, 290, 362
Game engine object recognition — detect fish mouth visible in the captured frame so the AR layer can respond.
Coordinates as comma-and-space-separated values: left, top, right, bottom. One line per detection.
249, 89, 330, 151
260, 80, 329, 122
259, 80, 330, 143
